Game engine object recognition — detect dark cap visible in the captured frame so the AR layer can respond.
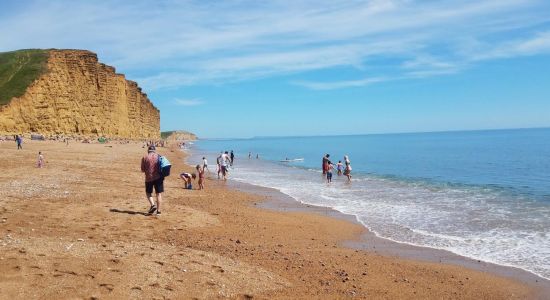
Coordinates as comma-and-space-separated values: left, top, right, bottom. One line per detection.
148, 145, 156, 152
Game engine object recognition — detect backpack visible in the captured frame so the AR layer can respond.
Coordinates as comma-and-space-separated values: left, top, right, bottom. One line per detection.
158, 155, 172, 177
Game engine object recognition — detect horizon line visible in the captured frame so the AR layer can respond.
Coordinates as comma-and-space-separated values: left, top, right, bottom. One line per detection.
193, 126, 550, 140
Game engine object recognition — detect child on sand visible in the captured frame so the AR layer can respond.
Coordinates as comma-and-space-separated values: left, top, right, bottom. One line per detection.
37, 151, 44, 168
180, 172, 196, 189
196, 164, 205, 190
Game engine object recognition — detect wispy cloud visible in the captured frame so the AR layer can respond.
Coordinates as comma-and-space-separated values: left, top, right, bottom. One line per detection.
174, 99, 204, 106
1, 0, 549, 90
293, 77, 389, 90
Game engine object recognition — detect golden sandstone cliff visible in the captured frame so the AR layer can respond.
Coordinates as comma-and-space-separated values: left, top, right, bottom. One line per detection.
0, 49, 160, 139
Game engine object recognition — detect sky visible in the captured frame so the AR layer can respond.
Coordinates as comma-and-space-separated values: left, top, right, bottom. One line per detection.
1, 0, 550, 138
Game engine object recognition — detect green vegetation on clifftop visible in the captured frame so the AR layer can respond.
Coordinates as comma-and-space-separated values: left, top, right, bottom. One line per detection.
0, 49, 49, 105
161, 131, 174, 139
161, 130, 197, 140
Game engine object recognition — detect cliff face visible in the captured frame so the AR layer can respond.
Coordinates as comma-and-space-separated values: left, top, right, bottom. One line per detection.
0, 50, 160, 139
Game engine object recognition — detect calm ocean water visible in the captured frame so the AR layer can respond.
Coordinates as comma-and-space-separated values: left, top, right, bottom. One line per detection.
189, 128, 550, 279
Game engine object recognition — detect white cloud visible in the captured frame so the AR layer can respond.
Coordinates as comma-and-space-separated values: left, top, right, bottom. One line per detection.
174, 99, 204, 106
293, 77, 389, 90
1, 0, 549, 90
470, 31, 550, 61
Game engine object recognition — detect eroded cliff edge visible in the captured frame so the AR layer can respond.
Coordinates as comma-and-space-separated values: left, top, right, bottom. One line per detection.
0, 49, 160, 139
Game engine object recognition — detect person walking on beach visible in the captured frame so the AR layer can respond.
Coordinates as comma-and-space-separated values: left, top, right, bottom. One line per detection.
248, 152, 252, 159
230, 150, 235, 166
37, 151, 44, 168
202, 156, 209, 173
141, 146, 164, 215
196, 164, 205, 190
343, 155, 352, 181
16, 135, 22, 150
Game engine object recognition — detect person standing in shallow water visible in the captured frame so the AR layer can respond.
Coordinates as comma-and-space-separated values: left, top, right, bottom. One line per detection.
230, 150, 235, 166
216, 152, 223, 179
141, 146, 164, 215
326, 161, 334, 183
220, 151, 230, 180
343, 155, 352, 181
322, 154, 330, 175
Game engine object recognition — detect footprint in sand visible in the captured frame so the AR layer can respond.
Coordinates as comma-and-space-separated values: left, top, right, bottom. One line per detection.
212, 265, 225, 273
99, 283, 114, 292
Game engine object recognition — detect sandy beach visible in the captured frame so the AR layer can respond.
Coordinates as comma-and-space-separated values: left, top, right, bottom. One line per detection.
0, 140, 545, 299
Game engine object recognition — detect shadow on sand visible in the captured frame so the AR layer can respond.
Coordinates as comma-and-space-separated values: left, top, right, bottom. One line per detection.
109, 208, 149, 216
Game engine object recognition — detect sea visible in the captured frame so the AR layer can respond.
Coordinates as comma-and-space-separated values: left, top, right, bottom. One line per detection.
187, 128, 550, 280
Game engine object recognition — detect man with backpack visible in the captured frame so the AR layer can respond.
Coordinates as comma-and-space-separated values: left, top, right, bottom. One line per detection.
141, 145, 164, 215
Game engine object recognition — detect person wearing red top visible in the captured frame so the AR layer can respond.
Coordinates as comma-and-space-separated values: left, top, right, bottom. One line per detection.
141, 145, 164, 215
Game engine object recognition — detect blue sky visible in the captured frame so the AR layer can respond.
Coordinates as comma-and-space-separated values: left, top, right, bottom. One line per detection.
1, 0, 550, 138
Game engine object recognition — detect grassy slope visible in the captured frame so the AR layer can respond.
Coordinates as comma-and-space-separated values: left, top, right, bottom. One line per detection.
160, 131, 174, 139
161, 130, 197, 140
0, 49, 49, 106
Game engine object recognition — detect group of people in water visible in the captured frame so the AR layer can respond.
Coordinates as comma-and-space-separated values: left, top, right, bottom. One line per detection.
323, 154, 352, 183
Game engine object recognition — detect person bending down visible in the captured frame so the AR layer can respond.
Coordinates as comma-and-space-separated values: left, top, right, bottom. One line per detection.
180, 172, 196, 189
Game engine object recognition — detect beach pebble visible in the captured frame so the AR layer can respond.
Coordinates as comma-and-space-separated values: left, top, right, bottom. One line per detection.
77, 238, 84, 242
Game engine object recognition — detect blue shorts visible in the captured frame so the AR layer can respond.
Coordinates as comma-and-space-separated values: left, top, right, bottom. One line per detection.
327, 172, 333, 180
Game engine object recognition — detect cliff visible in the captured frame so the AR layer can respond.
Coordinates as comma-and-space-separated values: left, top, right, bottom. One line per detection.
162, 130, 198, 141
0, 49, 160, 139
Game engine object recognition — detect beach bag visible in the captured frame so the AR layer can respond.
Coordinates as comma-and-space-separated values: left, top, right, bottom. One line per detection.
158, 155, 172, 177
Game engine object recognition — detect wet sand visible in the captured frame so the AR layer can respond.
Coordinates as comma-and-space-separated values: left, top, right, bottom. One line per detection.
229, 180, 549, 295
0, 140, 544, 299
